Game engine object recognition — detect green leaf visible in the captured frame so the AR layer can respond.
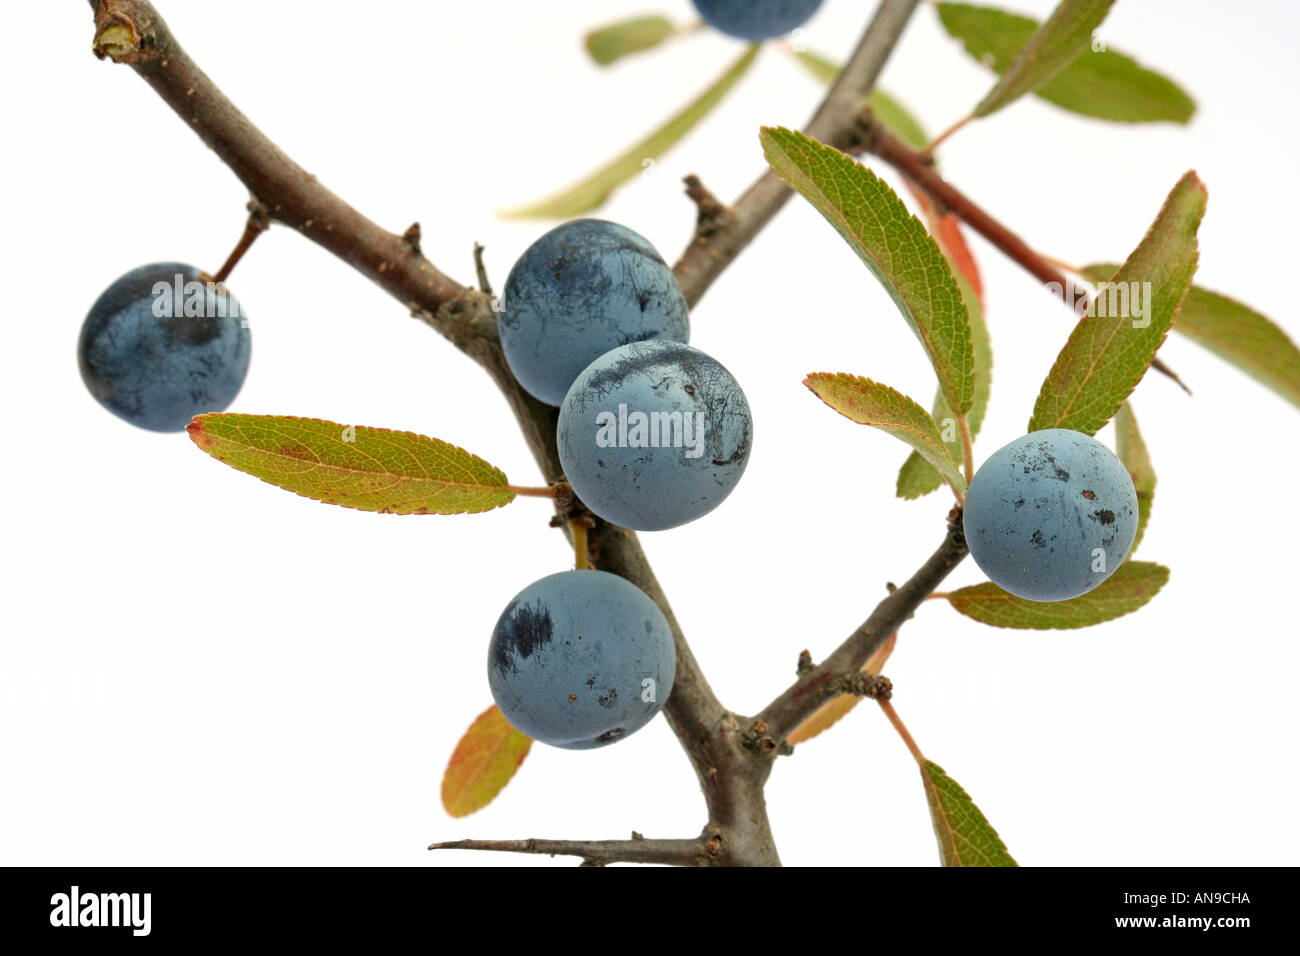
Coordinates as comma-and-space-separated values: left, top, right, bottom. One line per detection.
790, 47, 839, 85
1028, 171, 1206, 435
441, 705, 533, 818
948, 560, 1169, 629
969, 0, 1116, 118
1085, 264, 1300, 412
869, 89, 931, 153
187, 414, 516, 514
789, 50, 931, 151
763, 127, 974, 414
502, 45, 759, 218
584, 14, 676, 66
1114, 402, 1155, 551
804, 373, 966, 494
922, 761, 1018, 867
937, 2, 1194, 123
897, 274, 992, 498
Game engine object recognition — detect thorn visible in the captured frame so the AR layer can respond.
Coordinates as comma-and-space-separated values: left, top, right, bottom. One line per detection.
473, 242, 493, 296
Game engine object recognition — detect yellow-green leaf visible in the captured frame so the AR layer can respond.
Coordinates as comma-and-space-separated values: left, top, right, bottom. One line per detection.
961, 0, 1118, 118
898, 274, 992, 498
867, 89, 931, 153
937, 2, 1195, 123
805, 374, 966, 494
764, 127, 974, 414
789, 50, 931, 151
1029, 171, 1206, 435
790, 47, 839, 86
787, 634, 896, 745
1085, 264, 1300, 412
187, 414, 516, 514
922, 760, 1018, 867
441, 705, 533, 818
948, 560, 1169, 629
585, 15, 675, 66
502, 45, 759, 218
1114, 403, 1155, 551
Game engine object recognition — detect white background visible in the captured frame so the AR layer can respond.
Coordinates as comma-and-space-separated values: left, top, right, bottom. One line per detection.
2, 0, 1297, 867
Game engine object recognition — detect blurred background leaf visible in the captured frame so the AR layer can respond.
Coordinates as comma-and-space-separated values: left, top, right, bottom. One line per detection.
1114, 402, 1155, 551
585, 14, 676, 66
1029, 171, 1205, 435
1085, 264, 1300, 411
937, 2, 1194, 123
502, 45, 759, 218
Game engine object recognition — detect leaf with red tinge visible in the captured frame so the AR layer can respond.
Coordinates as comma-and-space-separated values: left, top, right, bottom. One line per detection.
907, 184, 983, 307
922, 760, 1018, 866
187, 413, 516, 515
805, 373, 967, 495
1084, 264, 1300, 413
442, 705, 533, 818
896, 273, 992, 499
763, 127, 975, 416
1029, 172, 1206, 435
502, 45, 758, 218
788, 635, 897, 745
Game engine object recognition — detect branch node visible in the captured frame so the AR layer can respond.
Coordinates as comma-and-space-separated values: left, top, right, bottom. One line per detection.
838, 672, 893, 701
402, 221, 422, 254
796, 649, 814, 676
742, 720, 779, 754
93, 9, 144, 63
683, 174, 734, 239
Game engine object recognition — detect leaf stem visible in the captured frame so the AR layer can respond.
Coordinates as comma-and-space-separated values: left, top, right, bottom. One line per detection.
921, 113, 971, 157
212, 202, 270, 283
862, 120, 1190, 391
879, 699, 925, 766
571, 519, 590, 571
505, 484, 561, 498
1037, 251, 1084, 277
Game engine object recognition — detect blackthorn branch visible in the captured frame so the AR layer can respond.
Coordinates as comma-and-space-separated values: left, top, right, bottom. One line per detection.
857, 116, 1190, 391
85, 0, 971, 865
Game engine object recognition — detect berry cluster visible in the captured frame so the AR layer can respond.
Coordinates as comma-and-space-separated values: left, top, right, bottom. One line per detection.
492, 219, 754, 747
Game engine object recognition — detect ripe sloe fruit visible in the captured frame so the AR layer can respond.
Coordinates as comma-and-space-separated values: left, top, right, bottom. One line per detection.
692, 0, 824, 40
488, 570, 677, 750
963, 428, 1139, 602
79, 262, 251, 432
557, 340, 752, 531
499, 219, 689, 406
